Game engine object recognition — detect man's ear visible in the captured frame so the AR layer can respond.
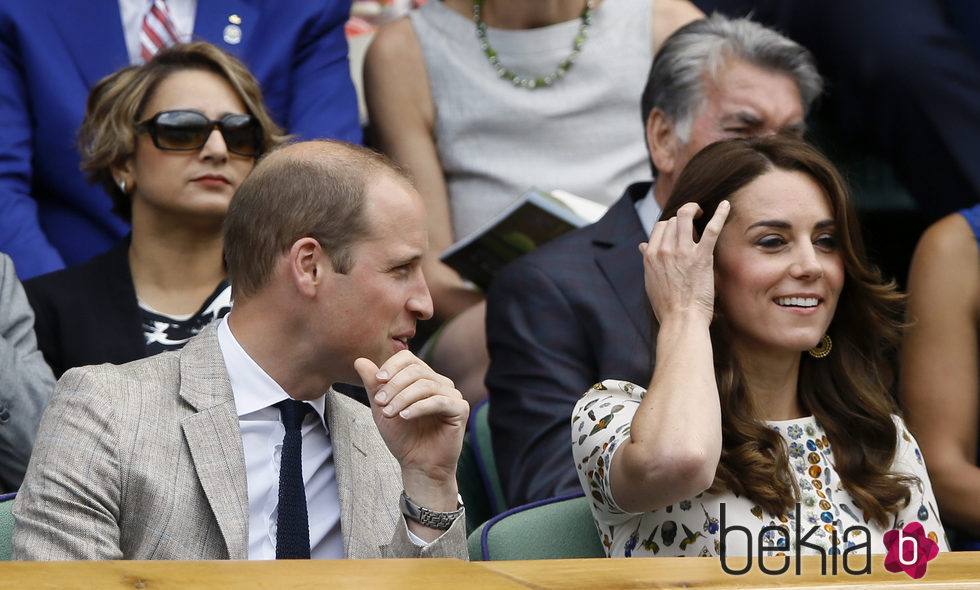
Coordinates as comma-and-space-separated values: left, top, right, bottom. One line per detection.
288, 237, 325, 298
647, 108, 679, 177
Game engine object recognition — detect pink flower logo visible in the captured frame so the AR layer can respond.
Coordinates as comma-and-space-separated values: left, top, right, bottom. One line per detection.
883, 522, 939, 579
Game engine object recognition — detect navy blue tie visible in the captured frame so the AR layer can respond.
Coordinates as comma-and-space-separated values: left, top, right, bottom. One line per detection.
275, 399, 312, 559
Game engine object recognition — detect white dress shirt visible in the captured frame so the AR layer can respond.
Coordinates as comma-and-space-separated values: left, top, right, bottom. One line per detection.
118, 0, 196, 65
633, 183, 662, 239
216, 317, 344, 560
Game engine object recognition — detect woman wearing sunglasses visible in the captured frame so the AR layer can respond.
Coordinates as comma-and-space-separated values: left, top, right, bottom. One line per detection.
23, 42, 286, 377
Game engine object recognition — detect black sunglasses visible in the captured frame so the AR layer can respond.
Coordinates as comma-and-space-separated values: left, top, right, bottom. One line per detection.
136, 110, 263, 157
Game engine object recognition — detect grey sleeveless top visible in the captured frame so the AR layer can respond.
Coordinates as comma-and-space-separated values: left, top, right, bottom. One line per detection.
409, 0, 653, 241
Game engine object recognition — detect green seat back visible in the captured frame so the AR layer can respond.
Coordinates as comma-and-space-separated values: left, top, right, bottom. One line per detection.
467, 493, 605, 561
470, 400, 507, 516
457, 432, 492, 535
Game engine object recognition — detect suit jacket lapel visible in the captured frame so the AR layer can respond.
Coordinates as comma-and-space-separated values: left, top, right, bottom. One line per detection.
193, 0, 258, 59
178, 326, 250, 559
326, 390, 376, 558
46, 0, 129, 88
593, 183, 655, 348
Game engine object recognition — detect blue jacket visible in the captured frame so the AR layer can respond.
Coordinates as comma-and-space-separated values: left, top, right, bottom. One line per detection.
0, 0, 360, 279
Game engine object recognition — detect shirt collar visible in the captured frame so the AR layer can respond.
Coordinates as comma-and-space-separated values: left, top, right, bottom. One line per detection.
216, 315, 328, 429
633, 182, 662, 239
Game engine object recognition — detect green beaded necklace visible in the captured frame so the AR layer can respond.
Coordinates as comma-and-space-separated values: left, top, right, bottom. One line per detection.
472, 0, 595, 89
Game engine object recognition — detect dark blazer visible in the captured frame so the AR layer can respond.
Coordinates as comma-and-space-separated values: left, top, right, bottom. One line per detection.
0, 0, 360, 279
485, 183, 657, 506
24, 237, 144, 378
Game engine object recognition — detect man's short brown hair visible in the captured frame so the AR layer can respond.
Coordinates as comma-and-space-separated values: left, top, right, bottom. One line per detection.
223, 140, 414, 299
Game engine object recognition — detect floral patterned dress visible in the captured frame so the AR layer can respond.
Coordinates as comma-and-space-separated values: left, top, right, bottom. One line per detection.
572, 380, 949, 558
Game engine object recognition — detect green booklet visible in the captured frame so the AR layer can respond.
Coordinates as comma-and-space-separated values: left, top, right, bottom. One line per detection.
439, 188, 607, 291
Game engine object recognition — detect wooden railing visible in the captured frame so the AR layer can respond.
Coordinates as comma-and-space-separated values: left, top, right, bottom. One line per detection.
1, 553, 979, 589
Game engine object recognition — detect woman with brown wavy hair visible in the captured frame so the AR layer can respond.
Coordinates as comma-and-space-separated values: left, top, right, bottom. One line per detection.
572, 135, 947, 558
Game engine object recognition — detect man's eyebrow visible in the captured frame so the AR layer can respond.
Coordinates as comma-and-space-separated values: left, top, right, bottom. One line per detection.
720, 112, 763, 126
781, 121, 807, 136
387, 252, 424, 268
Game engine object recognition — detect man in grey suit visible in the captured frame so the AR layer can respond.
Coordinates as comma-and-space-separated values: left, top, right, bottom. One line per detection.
12, 141, 469, 560
0, 253, 55, 493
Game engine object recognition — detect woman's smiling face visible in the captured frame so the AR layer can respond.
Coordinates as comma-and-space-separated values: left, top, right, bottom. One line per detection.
713, 167, 845, 360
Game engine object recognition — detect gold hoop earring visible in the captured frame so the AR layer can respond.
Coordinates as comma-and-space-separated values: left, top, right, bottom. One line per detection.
808, 334, 832, 359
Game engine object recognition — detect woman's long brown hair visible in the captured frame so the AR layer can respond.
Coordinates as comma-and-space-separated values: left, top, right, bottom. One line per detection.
657, 135, 914, 527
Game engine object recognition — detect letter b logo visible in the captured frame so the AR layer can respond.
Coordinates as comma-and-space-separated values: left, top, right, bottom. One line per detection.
883, 522, 939, 579
898, 529, 918, 566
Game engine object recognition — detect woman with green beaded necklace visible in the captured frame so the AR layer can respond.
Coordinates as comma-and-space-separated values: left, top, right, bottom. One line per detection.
364, 0, 704, 405
472, 0, 595, 89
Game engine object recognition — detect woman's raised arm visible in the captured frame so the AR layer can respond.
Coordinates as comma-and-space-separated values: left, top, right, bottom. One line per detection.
608, 201, 728, 513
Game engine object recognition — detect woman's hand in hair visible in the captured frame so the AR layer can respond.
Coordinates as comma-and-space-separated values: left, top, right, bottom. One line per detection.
611, 200, 729, 514
639, 200, 730, 325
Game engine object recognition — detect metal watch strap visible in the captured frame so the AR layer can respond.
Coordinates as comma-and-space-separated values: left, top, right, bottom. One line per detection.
399, 491, 464, 530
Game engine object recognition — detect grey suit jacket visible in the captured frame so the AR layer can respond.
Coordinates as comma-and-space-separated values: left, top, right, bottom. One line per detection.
11, 325, 466, 560
0, 253, 55, 493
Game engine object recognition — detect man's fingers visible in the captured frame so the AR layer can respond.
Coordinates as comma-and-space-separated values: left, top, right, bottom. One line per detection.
381, 362, 453, 397
377, 379, 463, 420
378, 379, 434, 418
354, 357, 381, 396
384, 382, 467, 422
375, 349, 429, 382
399, 394, 469, 423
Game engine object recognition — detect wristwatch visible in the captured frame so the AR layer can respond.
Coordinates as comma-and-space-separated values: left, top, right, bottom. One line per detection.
399, 491, 464, 530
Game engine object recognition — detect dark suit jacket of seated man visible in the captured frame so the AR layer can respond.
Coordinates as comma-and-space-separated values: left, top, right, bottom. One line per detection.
12, 141, 469, 560
485, 14, 822, 507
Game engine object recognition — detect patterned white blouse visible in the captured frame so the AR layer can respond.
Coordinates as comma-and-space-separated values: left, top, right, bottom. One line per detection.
572, 380, 949, 558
